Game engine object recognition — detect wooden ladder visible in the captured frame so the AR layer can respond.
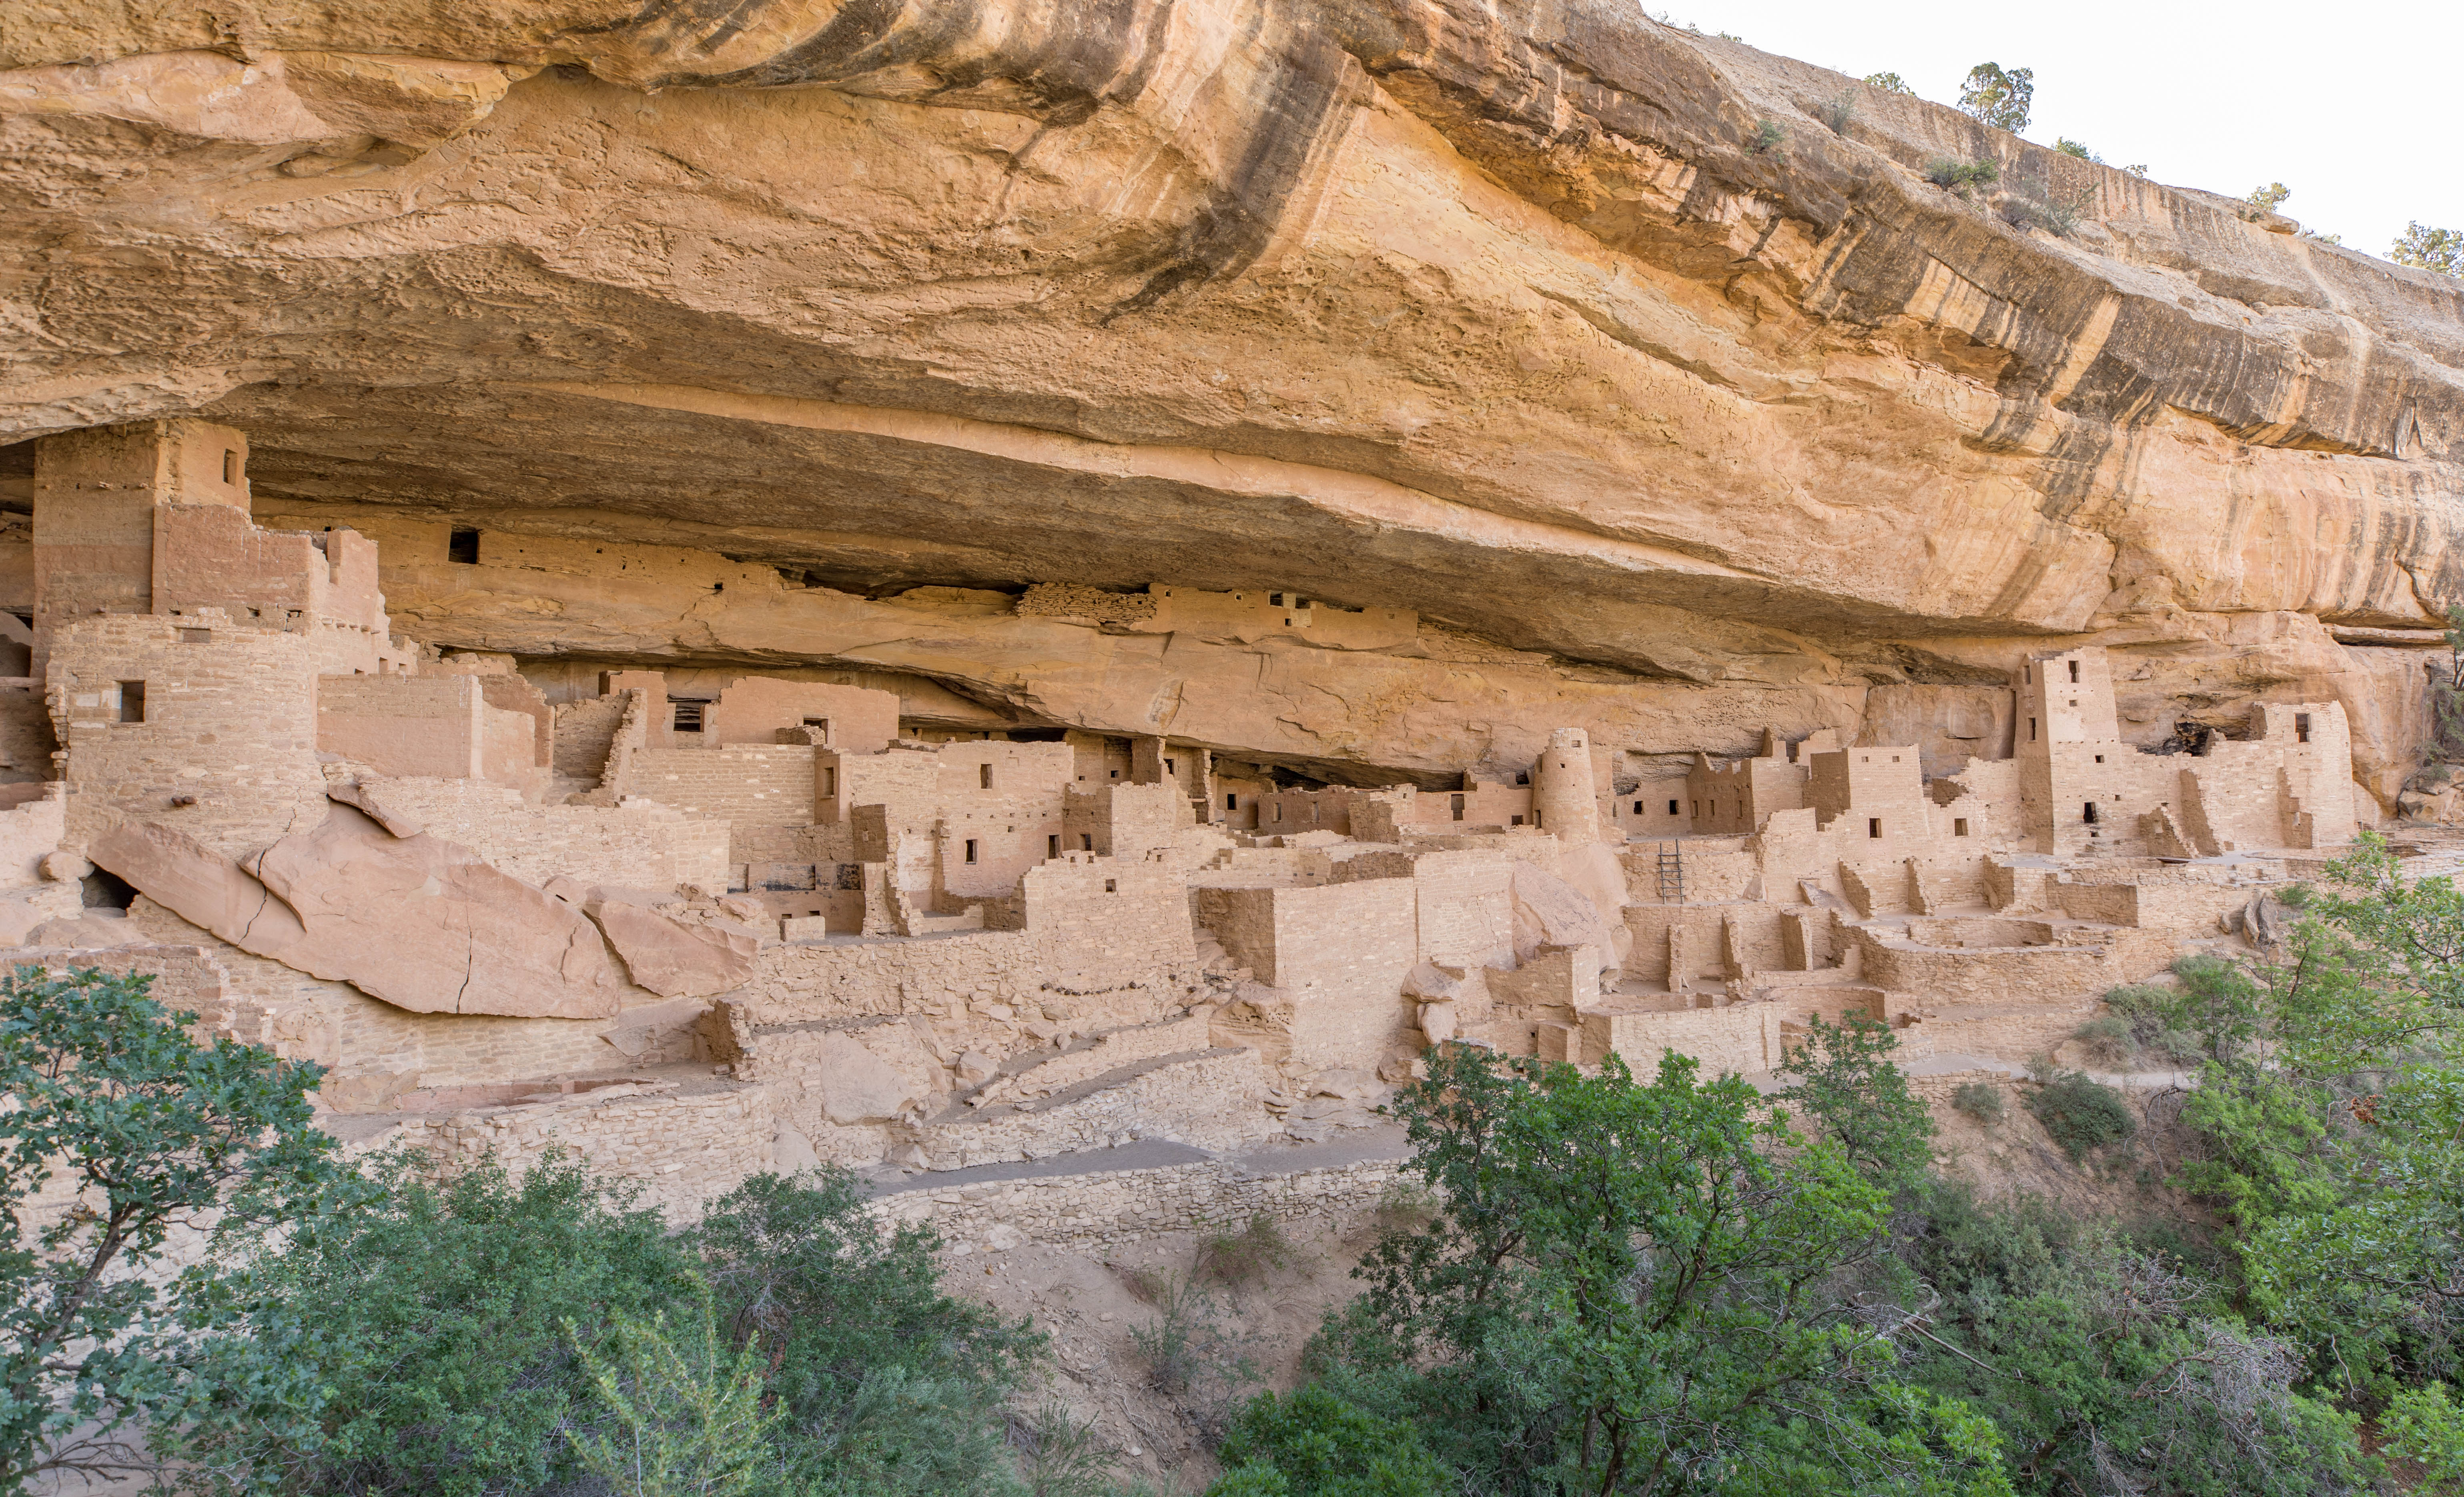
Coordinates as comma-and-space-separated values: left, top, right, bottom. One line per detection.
1655, 841, 1685, 903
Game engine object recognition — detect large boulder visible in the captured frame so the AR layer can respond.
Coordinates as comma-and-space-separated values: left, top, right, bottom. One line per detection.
1508, 862, 1611, 962
589, 897, 759, 998
92, 808, 625, 1018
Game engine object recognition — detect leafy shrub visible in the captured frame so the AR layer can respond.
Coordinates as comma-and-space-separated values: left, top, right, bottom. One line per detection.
2027, 1071, 2137, 1160
2069, 1012, 2139, 1065
2245, 181, 2292, 214
1925, 157, 2000, 195
1864, 71, 1913, 94
1814, 93, 1855, 133
2384, 1382, 2464, 1491
1201, 1212, 1293, 1289
2055, 137, 2101, 161
2003, 188, 2097, 237
1129, 1273, 1250, 1404
1748, 118, 1784, 155
1951, 1081, 2005, 1124
567, 1286, 776, 1497
1208, 1385, 1449, 1497
1009, 1398, 1125, 1497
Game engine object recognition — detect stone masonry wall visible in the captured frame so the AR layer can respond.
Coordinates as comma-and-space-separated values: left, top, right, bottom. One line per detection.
872, 1153, 1404, 1254
358, 777, 732, 892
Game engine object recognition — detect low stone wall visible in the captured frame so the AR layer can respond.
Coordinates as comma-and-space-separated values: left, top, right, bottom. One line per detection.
386, 1081, 777, 1223
873, 1153, 1405, 1254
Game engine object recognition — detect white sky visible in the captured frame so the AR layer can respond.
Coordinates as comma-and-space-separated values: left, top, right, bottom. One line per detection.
1657, 0, 2461, 261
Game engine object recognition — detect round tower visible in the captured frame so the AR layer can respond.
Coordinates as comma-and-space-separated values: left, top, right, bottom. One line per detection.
1532, 727, 1604, 844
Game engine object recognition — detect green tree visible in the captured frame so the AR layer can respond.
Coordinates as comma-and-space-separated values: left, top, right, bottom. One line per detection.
1864, 72, 1914, 95
166, 1152, 702, 1495
568, 1287, 778, 1497
2053, 138, 2100, 161
689, 1169, 1043, 1494
2247, 182, 2292, 214
2393, 222, 2464, 278
1957, 64, 2032, 133
0, 966, 350, 1493
1773, 1011, 1935, 1186
2385, 1382, 2464, 1491
1326, 1044, 2011, 1495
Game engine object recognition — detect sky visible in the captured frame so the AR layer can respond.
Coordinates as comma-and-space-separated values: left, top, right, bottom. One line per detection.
1655, 0, 2461, 261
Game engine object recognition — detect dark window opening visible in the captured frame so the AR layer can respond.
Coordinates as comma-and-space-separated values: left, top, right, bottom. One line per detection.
1104, 879, 1117, 893
963, 839, 978, 864
2068, 659, 2080, 683
2083, 801, 2099, 824
670, 699, 705, 733
1047, 834, 1060, 858
1165, 758, 1176, 775
1632, 800, 1644, 815
2095, 754, 2105, 763
2029, 717, 2038, 741
1225, 792, 1237, 809
1510, 814, 1525, 826
803, 717, 829, 739
821, 767, 836, 796
2295, 712, 2312, 743
1109, 769, 1119, 779
978, 764, 993, 790
1668, 800, 1680, 816
1868, 818, 1883, 838
1452, 793, 1467, 822
221, 450, 238, 484
1515, 772, 1529, 786
448, 527, 480, 565
1080, 834, 1093, 850
1954, 818, 1970, 837
117, 681, 145, 723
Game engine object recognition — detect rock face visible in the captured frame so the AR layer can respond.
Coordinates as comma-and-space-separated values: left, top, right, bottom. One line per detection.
3, 1, 2460, 801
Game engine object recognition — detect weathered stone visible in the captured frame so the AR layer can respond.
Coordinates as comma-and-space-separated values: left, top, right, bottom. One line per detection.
589, 898, 758, 998
1417, 1000, 1457, 1045
38, 852, 88, 883
808, 1034, 916, 1125
1509, 863, 1610, 961
1403, 960, 1464, 1002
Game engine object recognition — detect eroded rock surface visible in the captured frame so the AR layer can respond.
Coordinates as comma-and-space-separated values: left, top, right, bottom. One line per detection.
2, 1, 2457, 806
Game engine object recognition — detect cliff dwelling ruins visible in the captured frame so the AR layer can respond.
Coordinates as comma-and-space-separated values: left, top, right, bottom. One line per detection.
1, 0, 2459, 1248
0, 413, 2402, 1221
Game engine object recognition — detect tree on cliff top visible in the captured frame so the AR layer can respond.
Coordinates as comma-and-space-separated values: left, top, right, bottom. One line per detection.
2394, 223, 2464, 278
1957, 64, 2033, 134
0, 966, 351, 1493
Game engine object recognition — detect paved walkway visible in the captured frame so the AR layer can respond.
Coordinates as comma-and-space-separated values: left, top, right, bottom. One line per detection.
866, 1123, 1413, 1197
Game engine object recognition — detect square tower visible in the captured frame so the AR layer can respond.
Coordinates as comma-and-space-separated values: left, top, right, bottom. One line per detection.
2014, 647, 2133, 856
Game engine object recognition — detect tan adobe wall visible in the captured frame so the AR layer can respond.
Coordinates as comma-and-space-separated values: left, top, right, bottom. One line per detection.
704, 676, 899, 752
1011, 851, 1197, 990
50, 612, 329, 858
874, 1153, 1404, 1254
1063, 780, 1185, 856
320, 674, 537, 787
1807, 746, 1931, 845
31, 420, 251, 667
0, 679, 53, 782
1065, 729, 1134, 785
351, 778, 732, 892
743, 930, 1199, 1034
1685, 752, 1806, 835
393, 1082, 775, 1224
1930, 756, 2021, 848
937, 801, 1063, 902
2017, 649, 2122, 747
553, 692, 630, 781
819, 744, 940, 825
626, 744, 816, 863
0, 784, 64, 886
1405, 848, 1518, 970
1592, 1002, 1778, 1076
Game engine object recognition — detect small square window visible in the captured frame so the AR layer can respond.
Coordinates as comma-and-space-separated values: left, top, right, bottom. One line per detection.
1632, 800, 1643, 815
1104, 879, 1117, 893
1868, 818, 1882, 838
670, 699, 705, 733
2095, 754, 2104, 763
448, 527, 480, 565
963, 839, 978, 864
1954, 818, 1969, 836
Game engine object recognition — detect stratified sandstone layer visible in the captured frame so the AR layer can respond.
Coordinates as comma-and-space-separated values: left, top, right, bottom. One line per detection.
3, 1, 2460, 802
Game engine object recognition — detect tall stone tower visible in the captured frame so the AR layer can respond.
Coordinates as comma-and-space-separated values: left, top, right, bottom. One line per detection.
1533, 727, 1604, 844
2015, 646, 2129, 856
